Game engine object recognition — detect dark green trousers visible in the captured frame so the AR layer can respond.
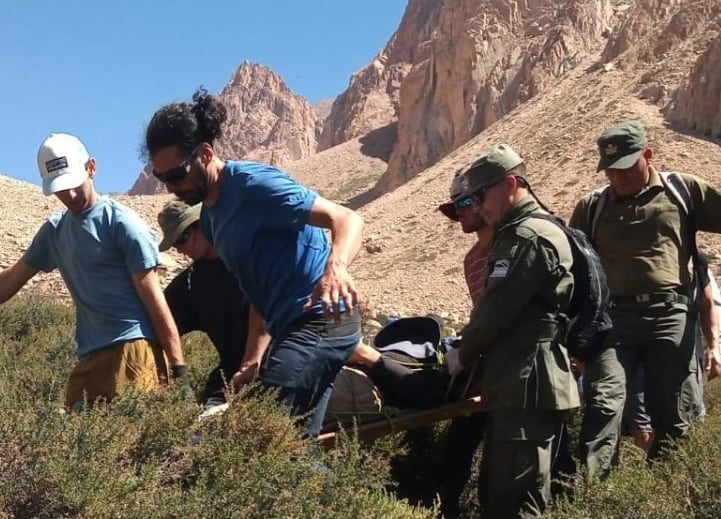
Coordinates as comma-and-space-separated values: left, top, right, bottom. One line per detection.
580, 301, 698, 478
478, 409, 563, 519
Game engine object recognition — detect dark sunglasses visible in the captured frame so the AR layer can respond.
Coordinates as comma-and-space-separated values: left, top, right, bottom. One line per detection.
474, 178, 508, 204
453, 178, 507, 210
152, 147, 199, 183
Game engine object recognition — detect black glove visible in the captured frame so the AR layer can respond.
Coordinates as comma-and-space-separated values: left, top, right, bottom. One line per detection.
171, 365, 193, 398
171, 365, 188, 380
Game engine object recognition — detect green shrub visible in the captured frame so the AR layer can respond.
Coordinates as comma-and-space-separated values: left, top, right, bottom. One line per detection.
0, 296, 430, 518
545, 383, 721, 519
6, 295, 721, 518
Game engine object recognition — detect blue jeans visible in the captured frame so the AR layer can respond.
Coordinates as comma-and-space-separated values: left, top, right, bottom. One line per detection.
261, 311, 361, 437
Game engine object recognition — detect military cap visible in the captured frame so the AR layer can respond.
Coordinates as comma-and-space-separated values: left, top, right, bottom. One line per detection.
157, 199, 201, 251
596, 120, 647, 172
460, 144, 525, 196
437, 144, 524, 220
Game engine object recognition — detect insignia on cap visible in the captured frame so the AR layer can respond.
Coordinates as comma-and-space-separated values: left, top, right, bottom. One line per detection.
603, 144, 618, 156
45, 157, 68, 173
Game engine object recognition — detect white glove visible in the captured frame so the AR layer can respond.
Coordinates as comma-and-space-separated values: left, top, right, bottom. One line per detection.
445, 347, 464, 376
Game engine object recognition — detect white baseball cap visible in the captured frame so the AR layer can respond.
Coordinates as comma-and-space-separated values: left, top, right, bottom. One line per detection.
37, 133, 90, 195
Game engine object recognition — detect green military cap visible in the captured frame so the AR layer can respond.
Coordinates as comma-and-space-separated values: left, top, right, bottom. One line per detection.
157, 199, 201, 251
459, 143, 525, 196
596, 119, 647, 172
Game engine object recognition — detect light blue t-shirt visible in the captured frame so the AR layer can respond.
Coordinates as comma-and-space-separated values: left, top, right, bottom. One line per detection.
23, 197, 160, 358
200, 160, 329, 336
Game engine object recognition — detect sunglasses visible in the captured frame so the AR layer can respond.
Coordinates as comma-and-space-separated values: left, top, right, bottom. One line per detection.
453, 196, 475, 210
152, 146, 199, 183
460, 178, 508, 208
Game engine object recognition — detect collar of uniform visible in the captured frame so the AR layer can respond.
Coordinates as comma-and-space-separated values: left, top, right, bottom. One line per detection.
606, 164, 663, 202
496, 195, 540, 232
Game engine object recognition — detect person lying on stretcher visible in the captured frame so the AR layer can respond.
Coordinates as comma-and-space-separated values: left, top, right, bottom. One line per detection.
347, 315, 473, 410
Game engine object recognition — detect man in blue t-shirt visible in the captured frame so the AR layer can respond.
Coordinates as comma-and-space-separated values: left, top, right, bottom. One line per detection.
0, 133, 187, 409
145, 89, 364, 437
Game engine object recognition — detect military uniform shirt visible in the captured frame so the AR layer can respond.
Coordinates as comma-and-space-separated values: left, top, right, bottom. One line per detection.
459, 197, 579, 411
570, 166, 721, 296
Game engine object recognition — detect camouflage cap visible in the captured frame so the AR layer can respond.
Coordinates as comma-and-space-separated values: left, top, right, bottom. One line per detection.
459, 143, 524, 196
437, 170, 467, 221
157, 199, 201, 252
596, 120, 647, 172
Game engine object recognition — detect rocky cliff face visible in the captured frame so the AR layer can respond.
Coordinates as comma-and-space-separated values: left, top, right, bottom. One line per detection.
376, 0, 613, 192
216, 61, 318, 166
317, 0, 443, 153
128, 61, 318, 195
127, 0, 721, 198
599, 0, 721, 108
668, 33, 721, 137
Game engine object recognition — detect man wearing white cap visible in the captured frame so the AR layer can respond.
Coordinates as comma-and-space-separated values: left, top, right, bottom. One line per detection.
0, 133, 186, 409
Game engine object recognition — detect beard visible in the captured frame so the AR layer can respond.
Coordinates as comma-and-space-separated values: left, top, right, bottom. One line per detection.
175, 165, 210, 205
461, 217, 487, 234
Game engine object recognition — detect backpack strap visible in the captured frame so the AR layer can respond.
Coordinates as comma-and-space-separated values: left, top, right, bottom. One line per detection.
659, 171, 701, 282
586, 186, 609, 243
660, 171, 693, 215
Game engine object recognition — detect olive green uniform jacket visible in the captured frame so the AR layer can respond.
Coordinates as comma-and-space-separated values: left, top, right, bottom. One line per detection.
459, 196, 580, 412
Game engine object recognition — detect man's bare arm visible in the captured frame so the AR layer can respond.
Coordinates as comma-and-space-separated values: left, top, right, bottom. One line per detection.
305, 196, 364, 319
232, 304, 272, 387
699, 281, 721, 381
0, 260, 39, 303
132, 268, 185, 367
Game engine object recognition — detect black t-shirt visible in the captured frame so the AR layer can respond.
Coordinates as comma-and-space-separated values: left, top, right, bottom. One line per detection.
164, 258, 250, 372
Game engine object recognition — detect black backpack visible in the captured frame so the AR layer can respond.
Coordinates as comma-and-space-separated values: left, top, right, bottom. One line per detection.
529, 213, 613, 361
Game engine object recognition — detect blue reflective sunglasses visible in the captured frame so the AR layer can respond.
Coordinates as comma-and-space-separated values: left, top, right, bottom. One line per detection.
453, 196, 475, 210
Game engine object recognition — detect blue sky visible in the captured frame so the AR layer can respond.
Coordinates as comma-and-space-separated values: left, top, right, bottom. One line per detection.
0, 0, 407, 194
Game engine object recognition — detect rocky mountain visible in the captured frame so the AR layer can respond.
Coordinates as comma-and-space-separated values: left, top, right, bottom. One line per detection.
666, 29, 721, 135
5, 0, 721, 320
216, 61, 319, 166
128, 163, 166, 196
377, 0, 614, 192
317, 0, 443, 153
128, 61, 318, 195
599, 0, 721, 106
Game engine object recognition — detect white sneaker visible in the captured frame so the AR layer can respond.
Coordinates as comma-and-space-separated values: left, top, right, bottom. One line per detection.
198, 402, 229, 421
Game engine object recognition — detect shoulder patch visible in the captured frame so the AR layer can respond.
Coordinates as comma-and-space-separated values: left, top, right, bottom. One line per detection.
489, 258, 510, 278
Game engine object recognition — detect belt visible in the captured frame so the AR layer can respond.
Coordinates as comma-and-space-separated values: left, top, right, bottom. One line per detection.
611, 292, 690, 306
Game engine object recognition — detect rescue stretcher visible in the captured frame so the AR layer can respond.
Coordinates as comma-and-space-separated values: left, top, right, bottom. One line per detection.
318, 360, 483, 447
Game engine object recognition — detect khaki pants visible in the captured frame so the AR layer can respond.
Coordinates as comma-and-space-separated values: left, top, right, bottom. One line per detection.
65, 338, 168, 409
